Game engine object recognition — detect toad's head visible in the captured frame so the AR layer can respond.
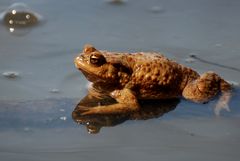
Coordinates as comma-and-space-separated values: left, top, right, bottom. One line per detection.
74, 44, 121, 84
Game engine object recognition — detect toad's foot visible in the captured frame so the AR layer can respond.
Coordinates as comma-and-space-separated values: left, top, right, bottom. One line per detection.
79, 103, 139, 115
81, 88, 140, 115
182, 71, 232, 113
214, 91, 232, 116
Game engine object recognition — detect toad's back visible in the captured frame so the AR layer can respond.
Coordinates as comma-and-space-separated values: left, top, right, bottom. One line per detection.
123, 52, 200, 99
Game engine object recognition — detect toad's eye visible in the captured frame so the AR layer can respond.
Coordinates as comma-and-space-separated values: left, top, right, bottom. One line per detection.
90, 53, 106, 66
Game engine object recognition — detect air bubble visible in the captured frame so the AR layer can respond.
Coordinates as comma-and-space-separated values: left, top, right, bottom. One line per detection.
9, 27, 14, 32
60, 116, 67, 121
26, 14, 30, 19
0, 3, 43, 35
9, 19, 13, 24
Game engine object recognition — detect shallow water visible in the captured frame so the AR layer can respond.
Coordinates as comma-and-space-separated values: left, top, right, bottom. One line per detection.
1, 95, 240, 161
0, 0, 240, 160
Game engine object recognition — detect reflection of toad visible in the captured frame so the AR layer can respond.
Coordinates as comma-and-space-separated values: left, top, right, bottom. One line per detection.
74, 45, 232, 115
72, 95, 179, 134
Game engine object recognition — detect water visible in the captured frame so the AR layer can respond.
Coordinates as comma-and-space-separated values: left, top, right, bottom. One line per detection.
1, 96, 240, 161
0, 0, 240, 160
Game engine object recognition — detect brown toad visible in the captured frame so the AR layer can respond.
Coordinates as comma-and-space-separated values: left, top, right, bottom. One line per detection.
74, 44, 232, 115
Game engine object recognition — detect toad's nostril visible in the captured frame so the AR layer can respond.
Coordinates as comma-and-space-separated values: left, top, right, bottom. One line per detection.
75, 56, 83, 62
74, 56, 82, 67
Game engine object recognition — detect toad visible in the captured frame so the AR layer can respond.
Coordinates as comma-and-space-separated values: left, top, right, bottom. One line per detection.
74, 44, 232, 115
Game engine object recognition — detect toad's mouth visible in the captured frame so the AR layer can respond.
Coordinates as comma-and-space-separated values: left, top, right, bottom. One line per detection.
81, 70, 101, 82
74, 56, 104, 82
74, 56, 85, 69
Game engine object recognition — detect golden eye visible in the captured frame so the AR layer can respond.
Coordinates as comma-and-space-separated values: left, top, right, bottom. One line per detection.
90, 53, 106, 66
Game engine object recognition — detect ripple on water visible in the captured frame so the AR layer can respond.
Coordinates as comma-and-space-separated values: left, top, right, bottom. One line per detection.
0, 2, 43, 35
49, 88, 60, 94
150, 6, 165, 13
60, 116, 67, 121
2, 71, 20, 79
105, 0, 127, 5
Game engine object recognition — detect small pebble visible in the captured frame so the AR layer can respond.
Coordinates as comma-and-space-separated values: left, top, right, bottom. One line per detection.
2, 71, 20, 79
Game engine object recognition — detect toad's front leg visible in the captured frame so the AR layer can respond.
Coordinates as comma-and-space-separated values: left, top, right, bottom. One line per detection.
81, 88, 140, 115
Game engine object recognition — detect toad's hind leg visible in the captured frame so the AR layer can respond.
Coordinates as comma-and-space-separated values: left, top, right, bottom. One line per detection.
182, 71, 232, 115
